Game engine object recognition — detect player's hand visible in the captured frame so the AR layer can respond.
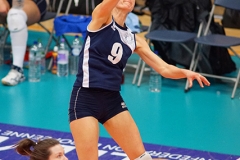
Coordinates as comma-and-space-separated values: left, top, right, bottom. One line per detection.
185, 70, 210, 88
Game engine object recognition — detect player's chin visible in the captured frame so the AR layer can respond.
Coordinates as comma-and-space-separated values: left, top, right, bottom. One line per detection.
125, 7, 134, 13
121, 6, 133, 11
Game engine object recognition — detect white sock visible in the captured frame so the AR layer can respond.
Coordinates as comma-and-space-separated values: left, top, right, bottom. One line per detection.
10, 26, 28, 68
134, 152, 152, 160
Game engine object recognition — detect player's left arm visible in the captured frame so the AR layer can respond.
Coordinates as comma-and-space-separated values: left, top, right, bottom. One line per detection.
134, 35, 210, 88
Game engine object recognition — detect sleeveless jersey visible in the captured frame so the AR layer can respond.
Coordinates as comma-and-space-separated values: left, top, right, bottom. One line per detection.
74, 19, 136, 91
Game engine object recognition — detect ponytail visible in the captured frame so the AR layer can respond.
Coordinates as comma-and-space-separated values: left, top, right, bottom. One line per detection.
14, 138, 60, 160
15, 138, 37, 156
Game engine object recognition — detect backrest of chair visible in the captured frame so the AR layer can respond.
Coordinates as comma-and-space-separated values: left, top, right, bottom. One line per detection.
189, 10, 208, 39
47, 0, 69, 14
38, 0, 66, 22
202, 3, 215, 36
203, 0, 240, 36
215, 0, 240, 11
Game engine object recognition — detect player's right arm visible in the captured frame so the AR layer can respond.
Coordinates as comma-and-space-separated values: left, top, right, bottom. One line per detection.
88, 0, 119, 31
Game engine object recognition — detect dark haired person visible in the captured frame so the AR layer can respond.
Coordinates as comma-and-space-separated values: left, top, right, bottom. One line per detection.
15, 138, 68, 160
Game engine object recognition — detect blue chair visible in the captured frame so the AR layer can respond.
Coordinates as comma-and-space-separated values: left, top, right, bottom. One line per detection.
39, 0, 68, 55
132, 11, 207, 87
186, 0, 240, 98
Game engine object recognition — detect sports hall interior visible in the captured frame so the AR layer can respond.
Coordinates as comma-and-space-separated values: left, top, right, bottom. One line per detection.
0, 0, 240, 159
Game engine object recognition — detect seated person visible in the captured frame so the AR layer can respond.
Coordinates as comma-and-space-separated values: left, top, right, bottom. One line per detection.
0, 0, 47, 86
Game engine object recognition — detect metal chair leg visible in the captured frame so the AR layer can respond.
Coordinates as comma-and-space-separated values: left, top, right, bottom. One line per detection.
132, 58, 142, 84
231, 69, 240, 99
137, 61, 146, 87
0, 28, 9, 65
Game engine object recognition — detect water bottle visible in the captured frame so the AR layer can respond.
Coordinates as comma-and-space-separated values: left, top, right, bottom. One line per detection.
149, 51, 162, 92
74, 0, 79, 7
51, 46, 58, 74
70, 35, 81, 75
12, 0, 24, 9
57, 38, 69, 77
37, 39, 45, 74
28, 41, 41, 82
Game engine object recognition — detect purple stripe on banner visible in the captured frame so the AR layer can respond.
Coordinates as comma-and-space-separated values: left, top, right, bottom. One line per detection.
0, 123, 239, 160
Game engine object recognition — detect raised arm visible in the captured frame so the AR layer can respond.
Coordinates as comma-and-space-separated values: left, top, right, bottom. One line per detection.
134, 35, 210, 88
88, 0, 120, 31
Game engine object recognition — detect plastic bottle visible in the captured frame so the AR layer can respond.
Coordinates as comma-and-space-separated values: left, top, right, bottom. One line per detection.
37, 39, 45, 74
51, 46, 58, 74
12, 0, 24, 9
28, 41, 41, 82
70, 35, 81, 75
149, 51, 162, 92
57, 38, 69, 77
74, 0, 79, 7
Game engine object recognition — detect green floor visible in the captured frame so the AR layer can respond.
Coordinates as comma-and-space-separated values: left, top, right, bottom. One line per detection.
0, 30, 240, 157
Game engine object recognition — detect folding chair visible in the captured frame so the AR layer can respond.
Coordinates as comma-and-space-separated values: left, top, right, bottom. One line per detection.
132, 11, 208, 87
131, 23, 151, 86
39, 0, 72, 55
186, 0, 240, 98
131, 23, 150, 87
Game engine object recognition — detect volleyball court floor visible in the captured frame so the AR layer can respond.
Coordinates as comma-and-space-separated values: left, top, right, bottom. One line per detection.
0, 30, 240, 159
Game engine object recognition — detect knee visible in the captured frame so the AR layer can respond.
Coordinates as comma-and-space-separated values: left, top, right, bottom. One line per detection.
134, 152, 152, 160
7, 8, 27, 32
0, 1, 9, 16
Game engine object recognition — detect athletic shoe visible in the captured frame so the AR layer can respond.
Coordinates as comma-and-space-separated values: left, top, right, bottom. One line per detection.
1, 69, 25, 86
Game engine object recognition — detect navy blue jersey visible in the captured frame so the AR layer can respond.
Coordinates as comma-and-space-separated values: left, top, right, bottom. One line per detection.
74, 19, 136, 91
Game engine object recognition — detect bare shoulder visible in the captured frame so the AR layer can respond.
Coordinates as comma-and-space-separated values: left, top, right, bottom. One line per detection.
134, 34, 149, 54
88, 3, 112, 31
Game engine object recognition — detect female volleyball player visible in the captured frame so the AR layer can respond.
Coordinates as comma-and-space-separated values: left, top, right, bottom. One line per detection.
69, 0, 210, 159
